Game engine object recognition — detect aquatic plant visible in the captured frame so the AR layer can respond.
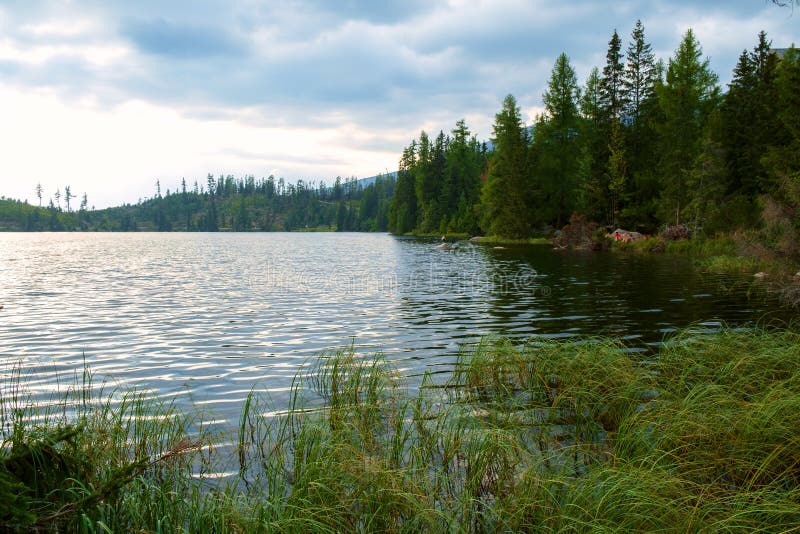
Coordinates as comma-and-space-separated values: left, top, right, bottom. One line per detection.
3, 328, 800, 531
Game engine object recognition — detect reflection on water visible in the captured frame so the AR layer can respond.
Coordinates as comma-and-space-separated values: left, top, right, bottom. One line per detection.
0, 232, 788, 426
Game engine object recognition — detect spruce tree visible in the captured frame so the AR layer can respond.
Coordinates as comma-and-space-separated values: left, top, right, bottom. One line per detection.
579, 67, 608, 222
444, 120, 482, 233
388, 143, 418, 234
622, 20, 657, 123
539, 53, 583, 227
481, 94, 531, 237
617, 21, 662, 230
656, 29, 719, 226
763, 46, 800, 215
600, 30, 626, 121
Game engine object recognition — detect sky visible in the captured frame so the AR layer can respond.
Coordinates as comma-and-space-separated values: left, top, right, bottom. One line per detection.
0, 1, 796, 208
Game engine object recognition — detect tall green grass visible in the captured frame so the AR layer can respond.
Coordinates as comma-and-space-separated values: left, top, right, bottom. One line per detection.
3, 329, 800, 531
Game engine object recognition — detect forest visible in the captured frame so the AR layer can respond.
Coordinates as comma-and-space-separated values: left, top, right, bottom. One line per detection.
1, 22, 798, 250
389, 23, 800, 254
0, 174, 395, 232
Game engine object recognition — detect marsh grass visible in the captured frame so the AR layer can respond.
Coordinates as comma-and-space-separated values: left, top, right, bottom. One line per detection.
471, 236, 552, 246
3, 329, 800, 532
697, 254, 769, 274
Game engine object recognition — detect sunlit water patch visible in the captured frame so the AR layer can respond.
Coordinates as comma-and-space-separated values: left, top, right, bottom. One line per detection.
0, 232, 789, 428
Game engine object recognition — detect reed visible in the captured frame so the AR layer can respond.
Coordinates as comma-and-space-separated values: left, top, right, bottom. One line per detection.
3, 329, 800, 531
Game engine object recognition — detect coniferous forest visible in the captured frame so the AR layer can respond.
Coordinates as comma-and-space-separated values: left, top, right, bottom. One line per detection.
2, 23, 798, 247
389, 24, 800, 248
0, 174, 395, 232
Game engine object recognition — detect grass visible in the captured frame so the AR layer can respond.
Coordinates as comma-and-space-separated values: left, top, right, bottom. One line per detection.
3, 328, 800, 531
696, 254, 776, 274
612, 235, 740, 256
404, 231, 472, 239
471, 236, 552, 246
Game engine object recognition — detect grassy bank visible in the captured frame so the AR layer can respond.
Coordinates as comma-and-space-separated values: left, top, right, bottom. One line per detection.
615, 233, 800, 298
3, 329, 800, 531
470, 235, 552, 246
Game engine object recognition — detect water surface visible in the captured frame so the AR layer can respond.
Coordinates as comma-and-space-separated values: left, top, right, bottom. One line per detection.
0, 232, 788, 425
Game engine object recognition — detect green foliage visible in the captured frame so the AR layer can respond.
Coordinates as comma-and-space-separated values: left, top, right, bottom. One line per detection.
5, 25, 797, 246
482, 95, 532, 237
657, 29, 720, 226
536, 53, 583, 228
389, 120, 486, 235
1, 174, 395, 233
5, 329, 800, 531
762, 46, 800, 237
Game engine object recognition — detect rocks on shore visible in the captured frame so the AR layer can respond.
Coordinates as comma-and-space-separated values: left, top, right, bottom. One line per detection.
611, 229, 646, 243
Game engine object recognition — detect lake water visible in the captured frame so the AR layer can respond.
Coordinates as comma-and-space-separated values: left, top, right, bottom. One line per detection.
0, 232, 790, 426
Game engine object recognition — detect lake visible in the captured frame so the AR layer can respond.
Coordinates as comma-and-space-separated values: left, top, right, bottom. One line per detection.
0, 232, 789, 426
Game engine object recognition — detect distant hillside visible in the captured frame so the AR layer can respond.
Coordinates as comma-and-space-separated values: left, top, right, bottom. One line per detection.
356, 171, 398, 189
0, 173, 396, 232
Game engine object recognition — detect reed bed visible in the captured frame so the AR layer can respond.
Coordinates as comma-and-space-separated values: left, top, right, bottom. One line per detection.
2, 328, 799, 532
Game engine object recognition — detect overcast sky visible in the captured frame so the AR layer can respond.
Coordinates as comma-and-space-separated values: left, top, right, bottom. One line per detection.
0, 1, 796, 208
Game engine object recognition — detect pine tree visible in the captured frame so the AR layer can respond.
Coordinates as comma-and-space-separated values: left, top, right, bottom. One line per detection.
579, 67, 608, 222
622, 20, 657, 124
388, 143, 418, 234
481, 94, 531, 237
600, 30, 626, 121
64, 186, 73, 213
623, 43, 664, 231
445, 120, 483, 233
763, 46, 800, 215
539, 53, 583, 227
657, 29, 719, 225
720, 50, 760, 197
606, 119, 627, 228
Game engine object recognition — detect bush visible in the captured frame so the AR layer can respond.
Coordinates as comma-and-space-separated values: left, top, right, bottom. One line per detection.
554, 213, 604, 250
661, 224, 691, 241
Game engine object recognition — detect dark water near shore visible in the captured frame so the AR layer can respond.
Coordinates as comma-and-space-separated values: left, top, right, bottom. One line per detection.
0, 232, 789, 426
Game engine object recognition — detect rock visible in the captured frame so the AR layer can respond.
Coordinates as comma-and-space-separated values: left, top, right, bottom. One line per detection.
754, 271, 769, 279
611, 229, 645, 243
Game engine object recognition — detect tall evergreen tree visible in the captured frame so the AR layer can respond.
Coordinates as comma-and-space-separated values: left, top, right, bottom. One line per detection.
444, 120, 483, 233
481, 94, 531, 237
579, 67, 608, 222
538, 53, 583, 227
616, 21, 662, 230
388, 143, 418, 234
606, 119, 627, 228
763, 46, 800, 218
622, 20, 657, 124
656, 29, 719, 226
600, 30, 626, 121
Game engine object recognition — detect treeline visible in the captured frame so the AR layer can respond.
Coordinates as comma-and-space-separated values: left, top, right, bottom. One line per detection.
389, 121, 488, 235
0, 174, 395, 232
390, 22, 800, 248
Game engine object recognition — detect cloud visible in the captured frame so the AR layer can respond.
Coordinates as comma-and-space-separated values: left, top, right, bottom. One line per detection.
0, 0, 798, 206
121, 17, 246, 59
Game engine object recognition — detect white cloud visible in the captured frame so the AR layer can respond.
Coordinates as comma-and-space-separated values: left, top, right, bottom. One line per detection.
20, 19, 99, 38
0, 38, 131, 66
0, 87, 398, 207
0, 1, 797, 208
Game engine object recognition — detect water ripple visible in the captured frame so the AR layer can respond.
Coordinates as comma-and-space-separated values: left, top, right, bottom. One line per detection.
0, 232, 788, 427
